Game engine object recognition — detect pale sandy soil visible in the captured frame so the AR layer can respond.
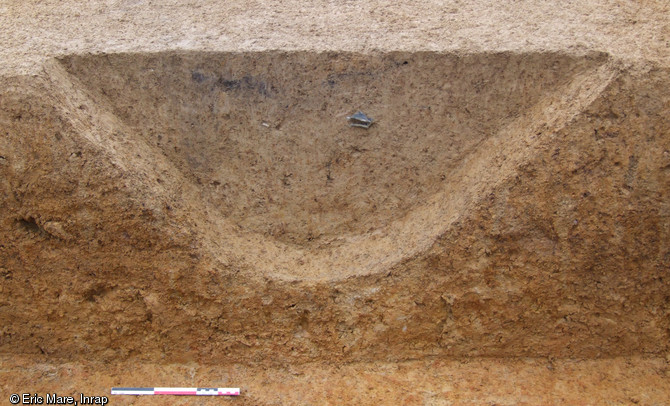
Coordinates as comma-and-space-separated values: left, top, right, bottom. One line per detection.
0, 0, 669, 76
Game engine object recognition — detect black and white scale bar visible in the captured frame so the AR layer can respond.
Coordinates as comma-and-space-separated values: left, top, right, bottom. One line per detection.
111, 387, 240, 396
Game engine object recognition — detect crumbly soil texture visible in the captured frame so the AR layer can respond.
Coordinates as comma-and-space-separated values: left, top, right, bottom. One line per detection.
1, 1, 670, 404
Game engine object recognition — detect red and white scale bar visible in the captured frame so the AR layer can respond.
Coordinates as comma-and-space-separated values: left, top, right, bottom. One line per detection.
111, 387, 240, 396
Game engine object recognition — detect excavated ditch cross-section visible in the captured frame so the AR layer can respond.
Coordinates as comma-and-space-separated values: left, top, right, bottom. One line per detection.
9, 50, 669, 367
56, 51, 611, 280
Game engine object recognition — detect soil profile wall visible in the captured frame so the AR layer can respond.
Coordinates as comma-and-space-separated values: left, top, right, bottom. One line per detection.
0, 51, 668, 365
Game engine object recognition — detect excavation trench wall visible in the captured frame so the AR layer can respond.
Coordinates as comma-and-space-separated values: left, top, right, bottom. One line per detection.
0, 51, 668, 365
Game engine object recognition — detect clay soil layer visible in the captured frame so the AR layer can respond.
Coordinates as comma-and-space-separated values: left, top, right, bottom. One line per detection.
1, 0, 670, 404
